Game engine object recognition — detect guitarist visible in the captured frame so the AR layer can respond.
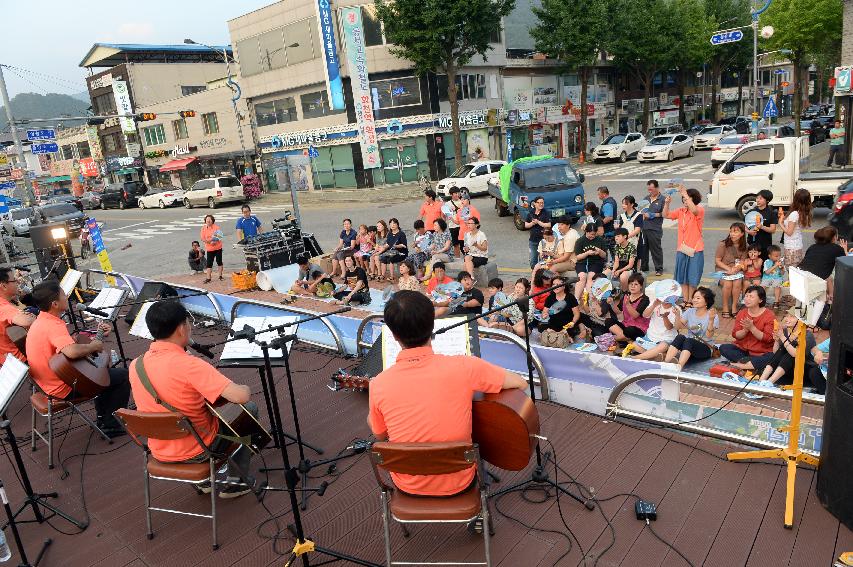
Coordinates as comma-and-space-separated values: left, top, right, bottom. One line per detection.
368, 291, 527, 496
26, 280, 130, 438
0, 267, 35, 361
129, 301, 257, 499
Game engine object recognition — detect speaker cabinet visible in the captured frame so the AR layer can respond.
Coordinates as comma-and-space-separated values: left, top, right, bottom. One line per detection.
817, 256, 853, 528
29, 223, 75, 280
123, 282, 178, 324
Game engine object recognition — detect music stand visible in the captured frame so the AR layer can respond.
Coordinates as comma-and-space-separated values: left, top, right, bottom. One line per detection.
0, 355, 86, 565
86, 287, 129, 367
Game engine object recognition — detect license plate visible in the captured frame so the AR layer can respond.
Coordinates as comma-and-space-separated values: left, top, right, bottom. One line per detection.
552, 208, 565, 216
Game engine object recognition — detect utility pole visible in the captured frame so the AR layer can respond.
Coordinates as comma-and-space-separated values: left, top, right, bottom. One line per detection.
0, 64, 36, 205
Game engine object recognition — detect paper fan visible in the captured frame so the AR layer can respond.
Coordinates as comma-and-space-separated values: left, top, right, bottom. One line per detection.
636, 199, 651, 213
441, 201, 456, 217
744, 210, 762, 230
492, 290, 511, 308
646, 279, 681, 305
590, 277, 614, 301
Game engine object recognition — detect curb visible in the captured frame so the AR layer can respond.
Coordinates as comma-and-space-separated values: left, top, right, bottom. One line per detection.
257, 184, 425, 206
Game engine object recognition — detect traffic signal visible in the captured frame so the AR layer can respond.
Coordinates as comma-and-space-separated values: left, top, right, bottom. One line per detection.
135, 113, 157, 122
179, 110, 196, 118
86, 117, 106, 126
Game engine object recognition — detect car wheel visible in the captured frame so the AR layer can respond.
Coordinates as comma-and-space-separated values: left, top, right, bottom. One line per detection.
139, 200, 145, 209
208, 197, 217, 209
688, 147, 695, 157
100, 201, 106, 210
495, 200, 509, 217
119, 200, 126, 210
736, 195, 757, 220
667, 151, 674, 162
619, 152, 627, 163
159, 200, 166, 209
513, 210, 526, 231
185, 199, 193, 209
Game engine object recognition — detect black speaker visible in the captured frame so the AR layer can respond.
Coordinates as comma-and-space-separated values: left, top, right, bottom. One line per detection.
817, 256, 853, 528
124, 282, 178, 324
29, 223, 75, 279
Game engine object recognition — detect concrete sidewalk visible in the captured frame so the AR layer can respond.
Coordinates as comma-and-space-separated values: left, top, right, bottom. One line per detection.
257, 181, 425, 206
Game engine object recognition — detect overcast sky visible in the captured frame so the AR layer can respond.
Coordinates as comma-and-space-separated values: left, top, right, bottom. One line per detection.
2, 0, 274, 98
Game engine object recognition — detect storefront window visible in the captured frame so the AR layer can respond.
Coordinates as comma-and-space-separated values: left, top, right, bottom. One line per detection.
370, 77, 421, 109
301, 90, 342, 118
311, 145, 358, 189
255, 97, 298, 126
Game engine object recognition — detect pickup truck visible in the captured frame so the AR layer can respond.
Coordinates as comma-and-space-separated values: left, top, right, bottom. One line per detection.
487, 157, 586, 230
706, 136, 853, 218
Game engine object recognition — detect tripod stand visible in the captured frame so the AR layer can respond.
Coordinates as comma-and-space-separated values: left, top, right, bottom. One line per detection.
434, 281, 595, 510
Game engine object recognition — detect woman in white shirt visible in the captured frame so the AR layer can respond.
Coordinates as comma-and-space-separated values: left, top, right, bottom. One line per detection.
463, 216, 488, 277
778, 188, 812, 267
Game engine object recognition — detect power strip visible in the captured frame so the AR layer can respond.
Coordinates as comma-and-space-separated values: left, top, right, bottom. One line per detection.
635, 499, 657, 521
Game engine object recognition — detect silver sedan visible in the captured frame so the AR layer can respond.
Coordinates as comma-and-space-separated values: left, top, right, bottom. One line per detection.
637, 134, 695, 162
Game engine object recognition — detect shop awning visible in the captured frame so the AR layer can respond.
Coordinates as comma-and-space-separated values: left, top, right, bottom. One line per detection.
159, 157, 197, 172
40, 175, 71, 184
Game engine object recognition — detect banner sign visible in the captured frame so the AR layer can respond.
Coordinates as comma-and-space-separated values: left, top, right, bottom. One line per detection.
86, 125, 104, 161
315, 0, 345, 110
112, 80, 137, 134
86, 217, 115, 285
79, 157, 99, 177
105, 155, 142, 172
341, 7, 380, 169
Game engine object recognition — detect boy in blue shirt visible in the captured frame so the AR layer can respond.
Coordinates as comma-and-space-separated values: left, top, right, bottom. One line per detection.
235, 204, 262, 241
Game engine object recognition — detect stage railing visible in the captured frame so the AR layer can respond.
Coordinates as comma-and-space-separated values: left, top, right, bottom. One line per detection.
355, 313, 551, 400
230, 299, 347, 356
83, 269, 139, 298
607, 369, 824, 456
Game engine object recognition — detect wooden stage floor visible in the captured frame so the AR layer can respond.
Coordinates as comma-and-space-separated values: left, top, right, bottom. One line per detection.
1, 319, 848, 567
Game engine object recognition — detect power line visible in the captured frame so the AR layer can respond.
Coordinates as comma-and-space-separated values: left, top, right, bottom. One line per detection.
2, 64, 85, 93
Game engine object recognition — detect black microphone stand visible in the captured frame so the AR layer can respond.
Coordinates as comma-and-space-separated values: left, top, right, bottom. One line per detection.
433, 280, 595, 510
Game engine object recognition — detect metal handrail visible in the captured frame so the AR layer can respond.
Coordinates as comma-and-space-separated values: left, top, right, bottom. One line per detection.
607, 369, 824, 455
355, 314, 550, 400
230, 299, 347, 356
158, 282, 225, 321
83, 269, 139, 298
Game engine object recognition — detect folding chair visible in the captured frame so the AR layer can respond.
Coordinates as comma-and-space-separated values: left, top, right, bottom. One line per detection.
113, 408, 231, 550
30, 385, 111, 469
370, 441, 492, 567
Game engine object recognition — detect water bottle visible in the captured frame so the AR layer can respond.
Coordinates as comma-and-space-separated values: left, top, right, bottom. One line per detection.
0, 528, 10, 562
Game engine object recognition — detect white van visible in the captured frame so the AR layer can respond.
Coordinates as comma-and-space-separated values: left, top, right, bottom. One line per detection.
707, 136, 852, 218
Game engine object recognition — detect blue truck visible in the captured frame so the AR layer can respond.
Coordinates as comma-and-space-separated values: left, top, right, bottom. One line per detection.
486, 157, 586, 230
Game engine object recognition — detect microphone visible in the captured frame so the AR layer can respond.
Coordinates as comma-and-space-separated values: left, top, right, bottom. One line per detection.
188, 339, 215, 360
75, 303, 110, 318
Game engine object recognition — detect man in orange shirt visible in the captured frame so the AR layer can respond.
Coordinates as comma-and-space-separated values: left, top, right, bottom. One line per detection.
25, 280, 130, 437
0, 267, 35, 361
419, 190, 443, 231
368, 291, 527, 496
129, 301, 256, 498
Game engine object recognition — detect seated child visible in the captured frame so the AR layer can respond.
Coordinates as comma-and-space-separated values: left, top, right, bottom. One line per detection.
627, 297, 681, 361
761, 244, 785, 308
744, 244, 763, 286
605, 228, 636, 291
578, 297, 618, 341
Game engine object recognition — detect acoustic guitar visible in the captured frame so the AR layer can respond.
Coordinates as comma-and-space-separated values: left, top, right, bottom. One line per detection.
205, 400, 272, 455
48, 327, 110, 398
329, 370, 540, 472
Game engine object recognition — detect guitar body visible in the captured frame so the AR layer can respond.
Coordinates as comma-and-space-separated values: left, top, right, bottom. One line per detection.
48, 351, 110, 398
206, 402, 272, 454
472, 389, 539, 472
7, 325, 28, 356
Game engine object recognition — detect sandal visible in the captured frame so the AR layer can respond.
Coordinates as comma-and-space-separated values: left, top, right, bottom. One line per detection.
203, 278, 212, 284
219, 275, 224, 281
721, 311, 732, 319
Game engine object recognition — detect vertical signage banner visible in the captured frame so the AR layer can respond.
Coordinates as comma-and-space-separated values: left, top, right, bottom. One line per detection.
112, 80, 137, 134
315, 0, 346, 110
86, 125, 104, 161
86, 218, 116, 285
341, 7, 380, 169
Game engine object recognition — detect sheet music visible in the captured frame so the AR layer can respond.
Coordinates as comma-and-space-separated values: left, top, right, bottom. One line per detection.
220, 316, 299, 360
129, 301, 155, 340
381, 316, 471, 369
0, 355, 28, 415
88, 287, 126, 320
60, 269, 83, 296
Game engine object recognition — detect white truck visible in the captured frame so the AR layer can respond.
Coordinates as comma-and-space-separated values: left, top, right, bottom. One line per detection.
706, 136, 853, 218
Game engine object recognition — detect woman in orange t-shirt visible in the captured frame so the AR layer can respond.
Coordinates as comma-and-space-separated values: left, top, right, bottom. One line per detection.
200, 214, 224, 283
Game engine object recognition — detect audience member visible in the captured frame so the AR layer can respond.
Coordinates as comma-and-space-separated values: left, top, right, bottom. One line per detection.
720, 286, 775, 371
715, 222, 748, 318
640, 179, 666, 275
663, 287, 719, 370
524, 196, 552, 269
778, 188, 812, 267
665, 186, 705, 304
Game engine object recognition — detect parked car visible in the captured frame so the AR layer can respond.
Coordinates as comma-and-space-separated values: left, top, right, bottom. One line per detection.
79, 191, 102, 209
800, 120, 827, 144
801, 105, 821, 120
817, 115, 836, 128
184, 176, 244, 209
711, 134, 751, 168
1, 207, 35, 236
33, 203, 86, 235
138, 186, 185, 209
758, 125, 796, 139
436, 160, 505, 198
685, 124, 705, 136
46, 194, 83, 211
487, 158, 586, 230
692, 125, 736, 150
591, 133, 646, 163
637, 134, 695, 162
100, 181, 149, 209
646, 124, 684, 139
829, 178, 853, 240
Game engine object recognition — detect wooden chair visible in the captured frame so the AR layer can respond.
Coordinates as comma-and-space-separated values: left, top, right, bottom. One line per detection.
369, 441, 492, 567
113, 408, 230, 550
30, 385, 111, 469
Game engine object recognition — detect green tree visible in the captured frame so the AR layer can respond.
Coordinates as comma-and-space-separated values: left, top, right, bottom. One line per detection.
375, 0, 515, 167
670, 0, 715, 126
609, 0, 680, 134
530, 0, 607, 158
763, 0, 842, 134
704, 0, 749, 122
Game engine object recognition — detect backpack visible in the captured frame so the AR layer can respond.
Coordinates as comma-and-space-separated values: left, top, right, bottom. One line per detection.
620, 210, 641, 247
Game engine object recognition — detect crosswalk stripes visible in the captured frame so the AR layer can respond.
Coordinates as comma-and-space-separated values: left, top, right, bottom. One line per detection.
101, 206, 281, 242
578, 162, 714, 178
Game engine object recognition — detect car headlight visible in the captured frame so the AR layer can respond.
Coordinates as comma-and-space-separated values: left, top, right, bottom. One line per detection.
574, 195, 583, 204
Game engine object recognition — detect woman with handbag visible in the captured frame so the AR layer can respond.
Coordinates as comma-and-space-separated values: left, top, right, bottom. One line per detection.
663, 185, 704, 305
538, 275, 581, 348
662, 287, 720, 370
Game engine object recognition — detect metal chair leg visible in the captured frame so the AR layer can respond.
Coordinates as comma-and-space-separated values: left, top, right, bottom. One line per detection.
46, 401, 54, 469
68, 404, 111, 443
143, 453, 153, 540
481, 491, 492, 567
210, 458, 218, 550
30, 404, 36, 452
381, 491, 392, 567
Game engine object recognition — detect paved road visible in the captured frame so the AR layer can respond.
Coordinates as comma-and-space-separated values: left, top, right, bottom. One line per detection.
23, 148, 829, 282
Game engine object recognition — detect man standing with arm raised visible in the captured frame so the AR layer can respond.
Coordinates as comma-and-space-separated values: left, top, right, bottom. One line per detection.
368, 291, 527, 496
